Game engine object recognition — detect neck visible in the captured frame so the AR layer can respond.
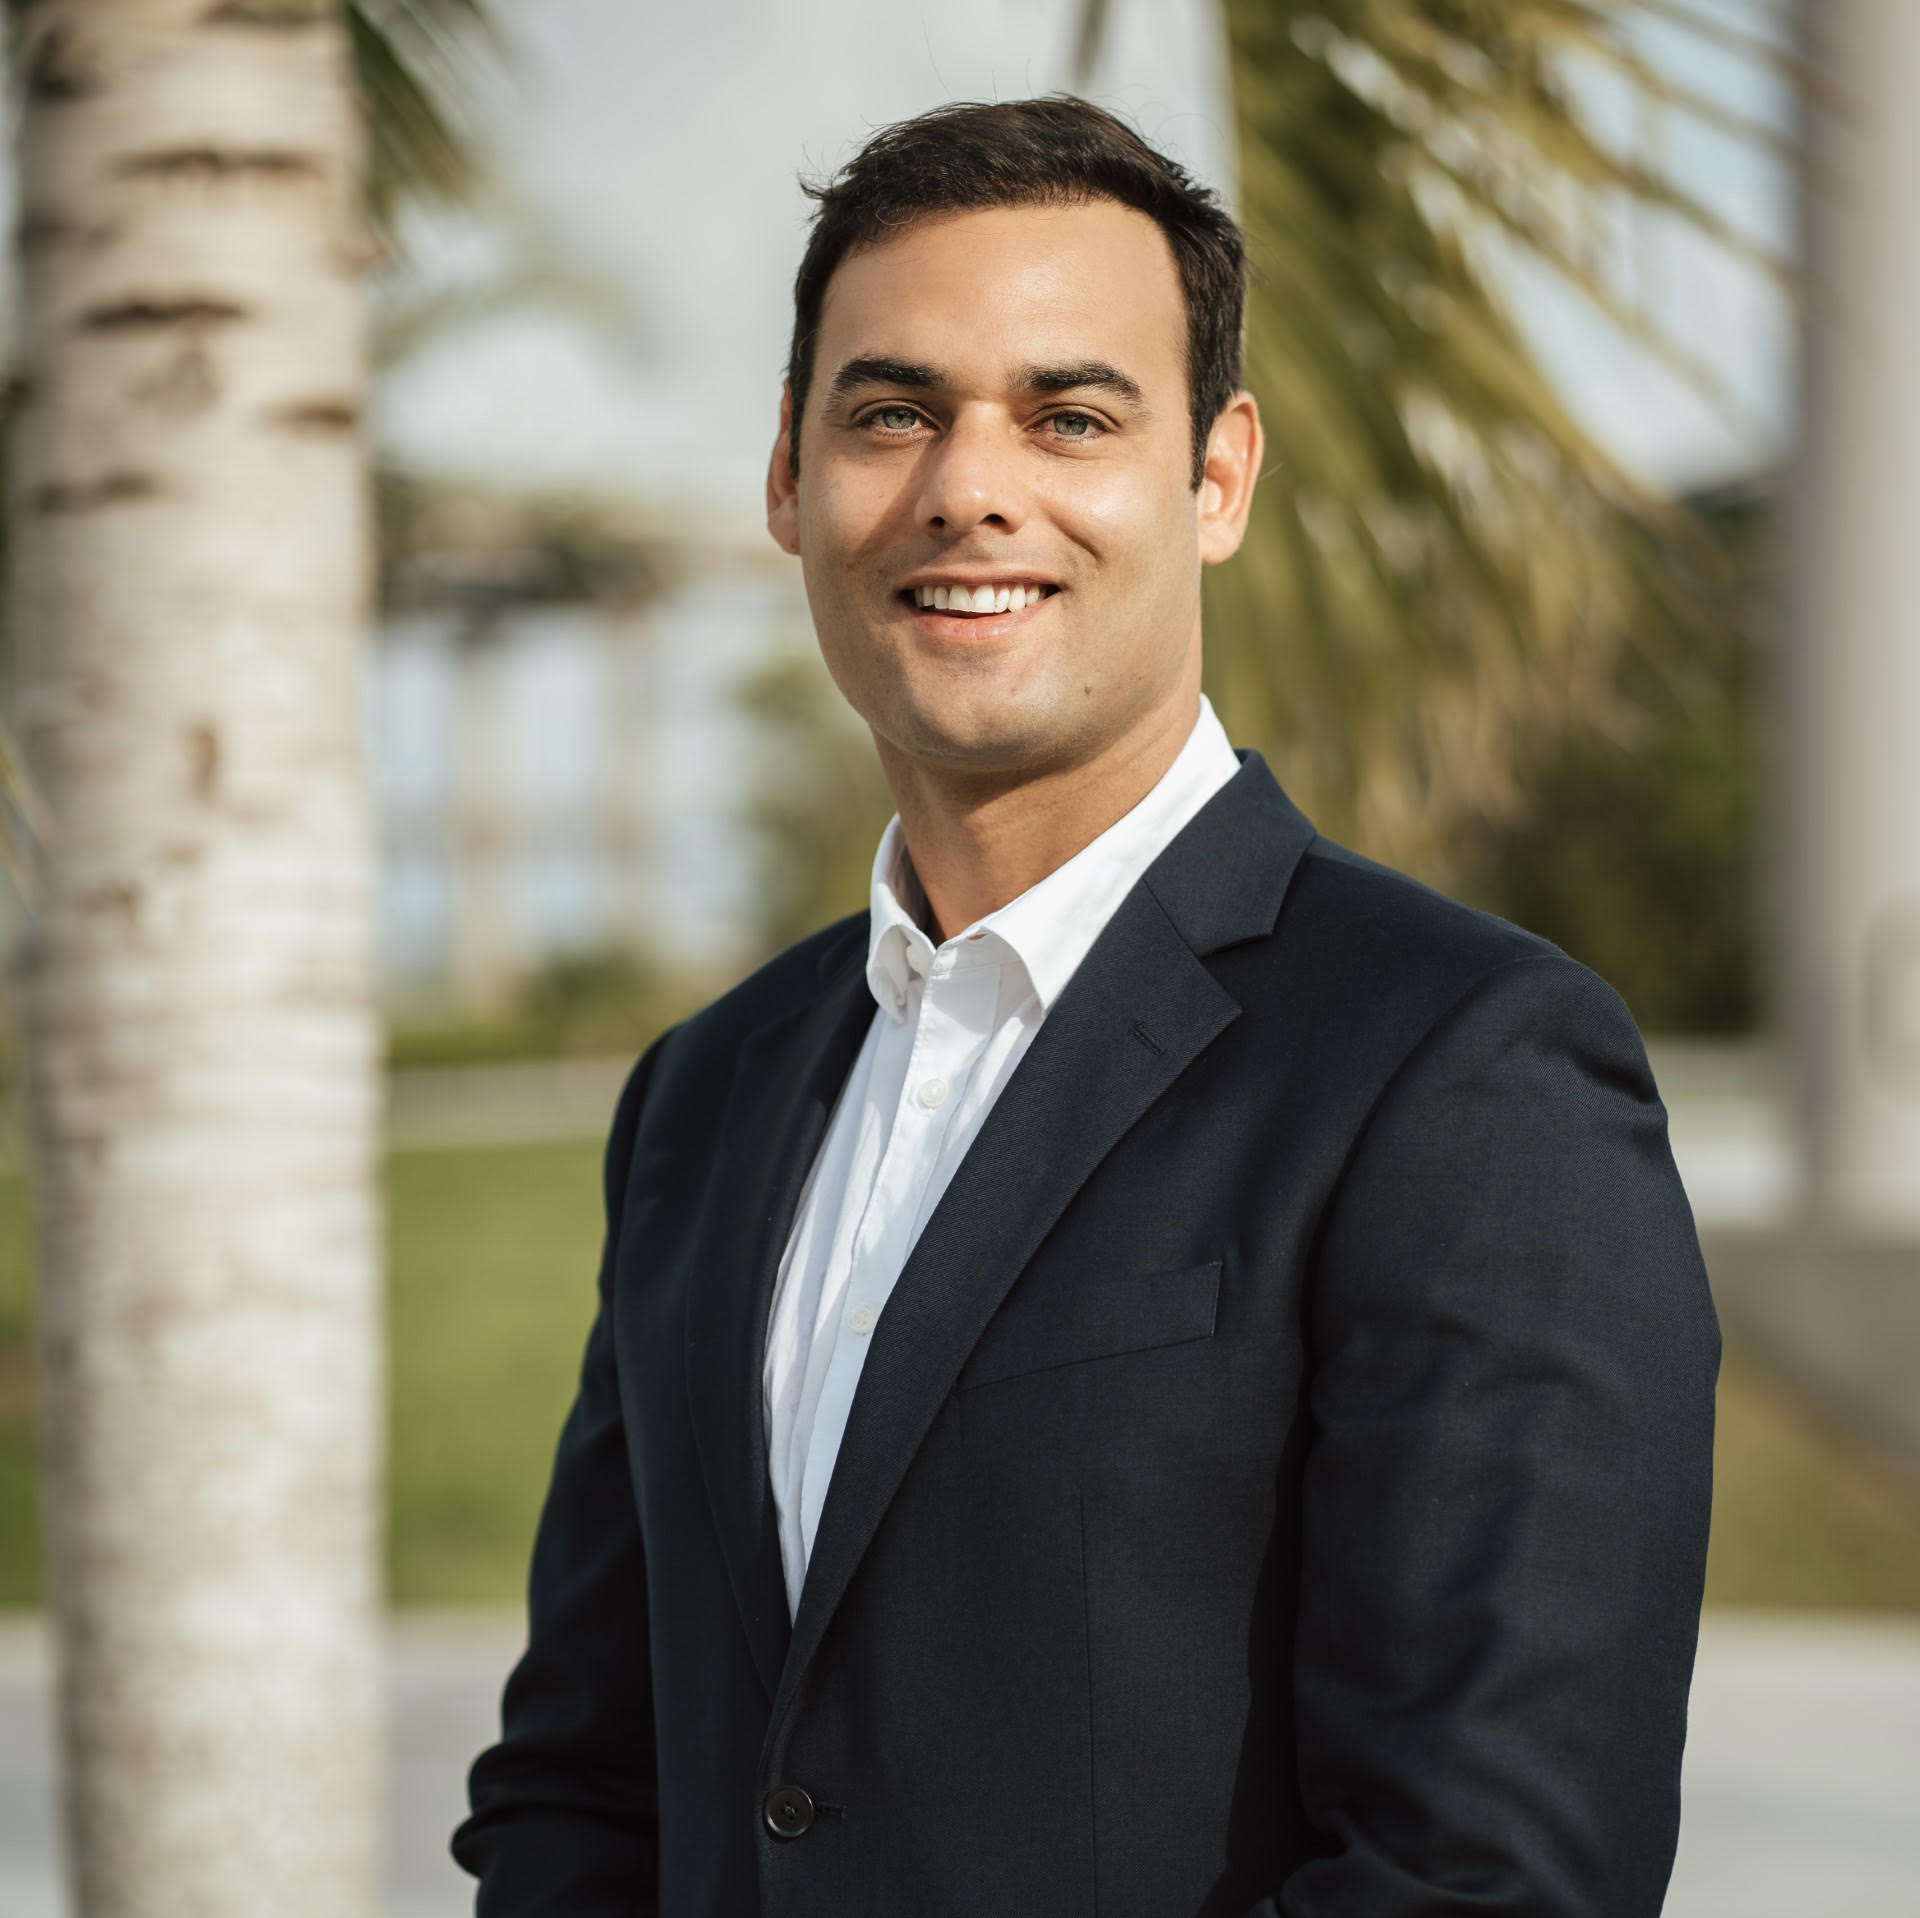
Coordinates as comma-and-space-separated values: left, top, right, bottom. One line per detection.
878, 690, 1201, 942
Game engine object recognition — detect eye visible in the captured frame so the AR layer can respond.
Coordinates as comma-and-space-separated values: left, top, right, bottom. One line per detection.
1048, 411, 1099, 440
871, 405, 922, 433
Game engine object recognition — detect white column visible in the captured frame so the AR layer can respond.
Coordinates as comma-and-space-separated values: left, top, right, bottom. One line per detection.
599, 598, 661, 959
448, 621, 524, 1004
1790, 0, 1920, 1239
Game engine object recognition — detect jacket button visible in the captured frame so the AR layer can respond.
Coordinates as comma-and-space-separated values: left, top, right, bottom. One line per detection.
763, 1784, 815, 1839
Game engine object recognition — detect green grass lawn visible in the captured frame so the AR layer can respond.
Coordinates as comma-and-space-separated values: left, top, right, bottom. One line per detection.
385, 1141, 605, 1602
1, 1144, 1918, 1610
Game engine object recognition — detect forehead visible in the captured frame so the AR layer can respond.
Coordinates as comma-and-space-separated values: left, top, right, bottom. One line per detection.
812, 199, 1187, 393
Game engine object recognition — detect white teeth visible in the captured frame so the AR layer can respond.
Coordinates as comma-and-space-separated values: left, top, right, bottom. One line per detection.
913, 582, 1052, 614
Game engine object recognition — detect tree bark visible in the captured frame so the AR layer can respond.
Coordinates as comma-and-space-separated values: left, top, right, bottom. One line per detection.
9, 5, 383, 1914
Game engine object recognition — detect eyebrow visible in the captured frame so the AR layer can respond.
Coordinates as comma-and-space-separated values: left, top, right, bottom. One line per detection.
1018, 361, 1146, 407
823, 356, 942, 406
821, 354, 1148, 411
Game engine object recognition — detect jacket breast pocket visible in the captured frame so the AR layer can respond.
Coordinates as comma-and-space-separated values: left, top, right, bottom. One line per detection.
958, 1260, 1222, 1391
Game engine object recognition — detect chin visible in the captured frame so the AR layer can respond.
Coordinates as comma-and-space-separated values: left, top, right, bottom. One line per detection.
882, 684, 1093, 775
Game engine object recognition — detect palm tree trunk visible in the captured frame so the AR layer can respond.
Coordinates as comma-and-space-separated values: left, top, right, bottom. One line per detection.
8, 6, 382, 1913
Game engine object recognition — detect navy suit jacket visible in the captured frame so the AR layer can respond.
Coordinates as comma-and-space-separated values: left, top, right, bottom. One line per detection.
454, 754, 1719, 1916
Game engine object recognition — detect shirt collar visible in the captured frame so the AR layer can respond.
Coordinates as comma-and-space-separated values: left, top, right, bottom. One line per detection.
864, 695, 1241, 1021
865, 828, 936, 1020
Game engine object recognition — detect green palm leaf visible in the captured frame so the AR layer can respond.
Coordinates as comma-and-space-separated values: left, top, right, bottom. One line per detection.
1210, 0, 1790, 877
349, 0, 501, 224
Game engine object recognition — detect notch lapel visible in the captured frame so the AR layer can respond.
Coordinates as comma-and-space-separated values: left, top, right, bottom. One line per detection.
684, 923, 874, 1703
772, 758, 1314, 1732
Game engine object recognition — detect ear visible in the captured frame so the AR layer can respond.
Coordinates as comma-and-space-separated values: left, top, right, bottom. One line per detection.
767, 383, 801, 556
1195, 391, 1263, 566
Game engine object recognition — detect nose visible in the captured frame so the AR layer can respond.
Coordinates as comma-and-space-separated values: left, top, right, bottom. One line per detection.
913, 403, 1027, 539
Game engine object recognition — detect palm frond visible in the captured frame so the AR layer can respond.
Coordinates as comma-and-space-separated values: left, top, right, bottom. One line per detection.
348, 0, 501, 228
1211, 0, 1789, 877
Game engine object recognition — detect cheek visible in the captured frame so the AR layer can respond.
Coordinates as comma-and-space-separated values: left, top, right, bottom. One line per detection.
1046, 463, 1192, 586
795, 477, 899, 685
800, 458, 911, 576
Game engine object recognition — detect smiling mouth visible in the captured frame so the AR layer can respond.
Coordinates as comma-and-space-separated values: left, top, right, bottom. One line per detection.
901, 582, 1059, 617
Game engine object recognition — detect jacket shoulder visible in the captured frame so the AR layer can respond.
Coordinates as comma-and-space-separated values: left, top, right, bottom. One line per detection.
634, 911, 867, 1115
682, 910, 869, 1040
1293, 836, 1554, 975
1272, 834, 1640, 1056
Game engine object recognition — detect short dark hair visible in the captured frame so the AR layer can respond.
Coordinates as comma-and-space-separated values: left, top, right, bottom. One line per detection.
787, 96, 1247, 488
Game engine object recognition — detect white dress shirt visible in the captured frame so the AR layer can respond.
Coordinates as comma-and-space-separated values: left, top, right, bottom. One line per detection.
762, 697, 1242, 1615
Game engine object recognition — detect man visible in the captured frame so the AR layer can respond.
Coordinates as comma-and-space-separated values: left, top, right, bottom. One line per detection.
454, 98, 1718, 1917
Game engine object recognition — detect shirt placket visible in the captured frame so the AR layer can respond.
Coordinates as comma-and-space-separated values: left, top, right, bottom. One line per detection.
793, 954, 999, 1552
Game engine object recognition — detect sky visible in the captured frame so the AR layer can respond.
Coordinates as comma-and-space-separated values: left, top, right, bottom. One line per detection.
377, 0, 1798, 522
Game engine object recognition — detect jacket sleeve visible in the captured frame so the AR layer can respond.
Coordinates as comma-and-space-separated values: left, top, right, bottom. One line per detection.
451, 1039, 667, 1915
1278, 954, 1719, 1917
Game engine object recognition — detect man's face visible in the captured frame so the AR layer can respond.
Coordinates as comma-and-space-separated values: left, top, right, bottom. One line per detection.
767, 198, 1254, 782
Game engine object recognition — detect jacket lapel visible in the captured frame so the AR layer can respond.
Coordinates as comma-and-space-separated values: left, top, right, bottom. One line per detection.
771, 755, 1317, 1732
684, 920, 874, 1704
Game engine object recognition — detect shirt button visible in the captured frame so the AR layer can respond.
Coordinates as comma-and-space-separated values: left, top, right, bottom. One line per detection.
848, 1303, 878, 1336
906, 944, 929, 975
917, 1076, 950, 1109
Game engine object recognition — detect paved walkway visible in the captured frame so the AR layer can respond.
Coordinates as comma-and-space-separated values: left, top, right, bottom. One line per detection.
2, 1611, 1915, 1914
